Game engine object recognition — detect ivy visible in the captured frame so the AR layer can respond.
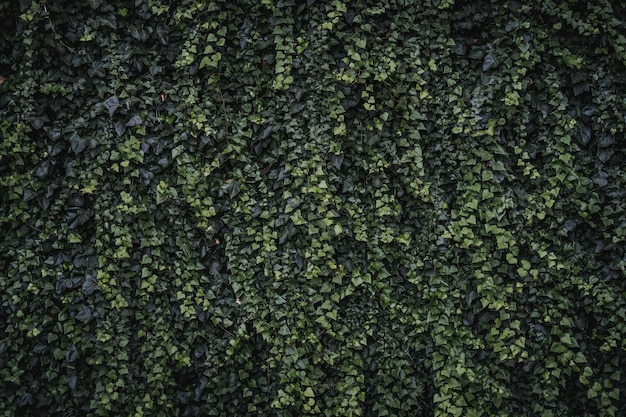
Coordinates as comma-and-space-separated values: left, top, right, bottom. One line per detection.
1, 0, 626, 416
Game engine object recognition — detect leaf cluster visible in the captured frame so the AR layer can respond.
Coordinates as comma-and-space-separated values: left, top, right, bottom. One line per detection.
1, 0, 626, 416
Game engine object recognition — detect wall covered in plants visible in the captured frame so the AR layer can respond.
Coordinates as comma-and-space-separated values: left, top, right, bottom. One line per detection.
1, 0, 625, 416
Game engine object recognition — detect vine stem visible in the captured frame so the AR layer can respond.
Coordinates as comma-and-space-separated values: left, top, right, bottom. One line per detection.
42, 5, 78, 55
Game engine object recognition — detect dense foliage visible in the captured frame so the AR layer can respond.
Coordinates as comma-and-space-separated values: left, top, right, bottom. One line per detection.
1, 0, 626, 416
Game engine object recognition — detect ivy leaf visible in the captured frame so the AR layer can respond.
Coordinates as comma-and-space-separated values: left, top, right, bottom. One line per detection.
331, 153, 344, 169
66, 373, 77, 390
482, 53, 495, 71
115, 122, 126, 137
262, 125, 273, 139
597, 147, 613, 163
65, 344, 80, 363
592, 171, 608, 187
229, 181, 240, 198
82, 274, 98, 295
104, 96, 120, 117
22, 188, 37, 202
34, 160, 51, 178
69, 133, 86, 154
577, 125, 591, 145
126, 115, 142, 127
31, 115, 48, 129
451, 40, 466, 55
75, 305, 94, 324
290, 102, 305, 115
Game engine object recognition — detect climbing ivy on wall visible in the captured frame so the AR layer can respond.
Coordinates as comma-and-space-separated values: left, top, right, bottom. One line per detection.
1, 0, 625, 416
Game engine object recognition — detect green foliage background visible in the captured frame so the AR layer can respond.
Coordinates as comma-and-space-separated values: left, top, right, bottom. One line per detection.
1, 0, 626, 416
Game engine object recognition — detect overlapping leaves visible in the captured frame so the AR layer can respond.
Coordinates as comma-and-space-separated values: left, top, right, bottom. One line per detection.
1, 0, 625, 416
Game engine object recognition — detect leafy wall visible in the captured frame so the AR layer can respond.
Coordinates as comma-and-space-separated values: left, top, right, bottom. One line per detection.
1, 0, 625, 416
